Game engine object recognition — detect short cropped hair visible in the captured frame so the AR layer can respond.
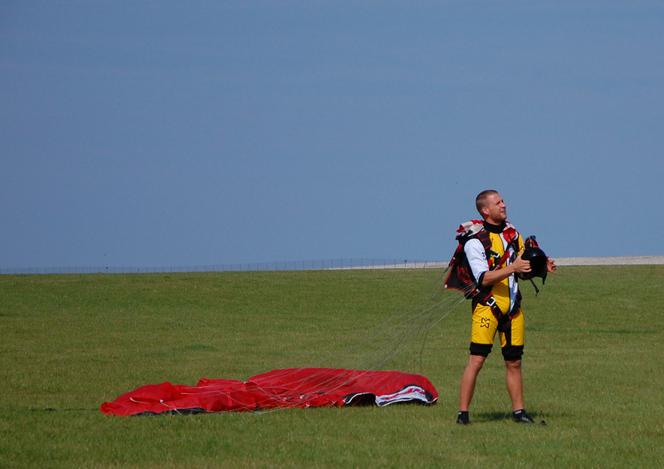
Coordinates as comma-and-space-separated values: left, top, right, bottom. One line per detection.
475, 189, 499, 214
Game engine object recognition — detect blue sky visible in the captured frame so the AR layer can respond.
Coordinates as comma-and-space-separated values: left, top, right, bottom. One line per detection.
2, 1, 663, 269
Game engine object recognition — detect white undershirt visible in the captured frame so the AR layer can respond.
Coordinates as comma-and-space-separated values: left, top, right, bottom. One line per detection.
464, 238, 490, 283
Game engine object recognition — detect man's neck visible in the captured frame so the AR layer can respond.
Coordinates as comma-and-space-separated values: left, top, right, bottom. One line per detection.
483, 219, 506, 233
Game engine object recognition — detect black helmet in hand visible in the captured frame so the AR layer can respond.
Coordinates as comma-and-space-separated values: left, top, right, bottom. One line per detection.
518, 236, 548, 284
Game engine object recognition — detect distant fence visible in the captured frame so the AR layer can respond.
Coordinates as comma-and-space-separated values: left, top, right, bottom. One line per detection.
4, 256, 662, 275
0, 259, 448, 275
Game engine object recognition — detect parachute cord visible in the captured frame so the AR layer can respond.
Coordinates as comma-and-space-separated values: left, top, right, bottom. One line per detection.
417, 294, 466, 372
119, 268, 472, 417
246, 276, 478, 415
225, 286, 461, 416
248, 294, 458, 411
252, 288, 465, 413
175, 298, 452, 416
244, 274, 478, 415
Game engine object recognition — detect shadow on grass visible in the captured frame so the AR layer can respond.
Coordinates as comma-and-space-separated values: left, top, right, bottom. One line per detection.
474, 409, 567, 423
474, 410, 511, 422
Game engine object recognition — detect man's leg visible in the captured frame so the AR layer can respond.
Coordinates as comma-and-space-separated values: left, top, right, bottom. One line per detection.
504, 359, 524, 411
459, 306, 496, 423
501, 310, 525, 411
505, 359, 534, 423
501, 311, 534, 423
459, 354, 486, 411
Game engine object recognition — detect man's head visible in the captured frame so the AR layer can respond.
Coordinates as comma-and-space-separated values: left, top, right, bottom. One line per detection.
475, 189, 507, 224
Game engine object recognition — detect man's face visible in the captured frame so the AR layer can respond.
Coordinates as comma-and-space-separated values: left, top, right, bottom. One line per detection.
482, 192, 507, 224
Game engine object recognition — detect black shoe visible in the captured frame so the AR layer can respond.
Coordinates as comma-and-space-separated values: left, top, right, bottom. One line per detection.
512, 409, 535, 423
456, 411, 470, 425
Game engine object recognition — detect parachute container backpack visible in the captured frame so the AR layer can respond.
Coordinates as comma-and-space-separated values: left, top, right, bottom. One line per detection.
443, 220, 488, 300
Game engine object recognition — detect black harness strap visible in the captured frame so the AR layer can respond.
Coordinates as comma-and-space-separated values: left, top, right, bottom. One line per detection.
484, 296, 522, 348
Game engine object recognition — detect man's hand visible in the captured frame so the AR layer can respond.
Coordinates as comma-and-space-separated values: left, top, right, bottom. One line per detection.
546, 258, 557, 273
511, 255, 531, 275
481, 255, 529, 287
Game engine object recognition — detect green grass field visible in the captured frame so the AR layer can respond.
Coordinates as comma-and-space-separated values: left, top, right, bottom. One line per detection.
1, 266, 663, 467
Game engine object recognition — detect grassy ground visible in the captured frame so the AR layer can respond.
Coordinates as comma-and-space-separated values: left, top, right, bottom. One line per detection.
1, 266, 663, 467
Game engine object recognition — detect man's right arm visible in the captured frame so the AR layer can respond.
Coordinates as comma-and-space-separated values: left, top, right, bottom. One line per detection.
480, 258, 530, 286
464, 239, 531, 287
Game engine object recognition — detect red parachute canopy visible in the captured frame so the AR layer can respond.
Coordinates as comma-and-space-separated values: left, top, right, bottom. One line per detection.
100, 368, 438, 416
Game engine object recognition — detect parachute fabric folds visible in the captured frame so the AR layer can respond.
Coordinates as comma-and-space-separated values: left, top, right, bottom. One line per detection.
100, 368, 438, 416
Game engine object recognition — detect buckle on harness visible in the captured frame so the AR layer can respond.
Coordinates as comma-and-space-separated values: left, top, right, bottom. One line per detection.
486, 297, 497, 307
